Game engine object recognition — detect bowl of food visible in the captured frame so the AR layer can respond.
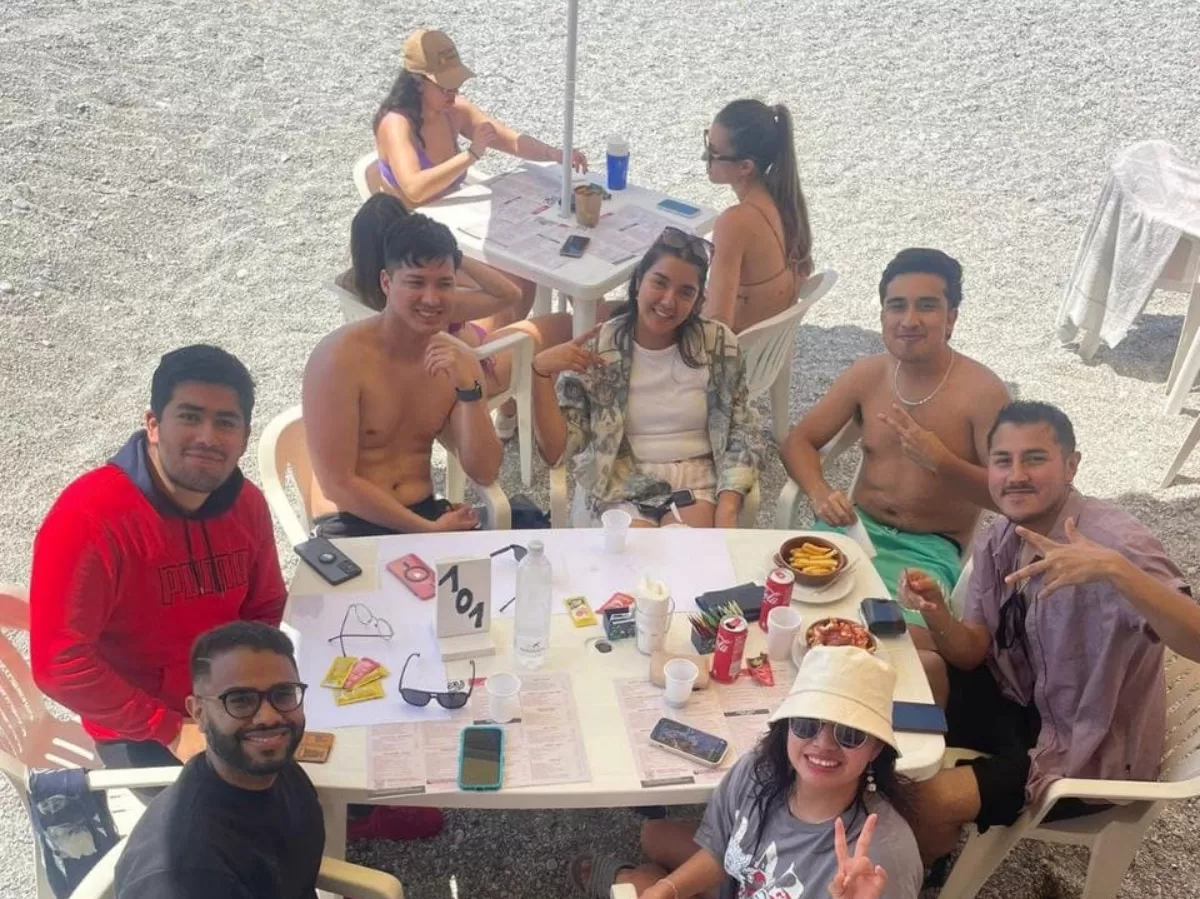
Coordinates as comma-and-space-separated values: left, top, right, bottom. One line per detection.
777, 536, 847, 588
805, 617, 877, 654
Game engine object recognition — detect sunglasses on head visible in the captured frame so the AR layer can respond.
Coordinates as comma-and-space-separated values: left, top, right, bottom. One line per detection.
996, 587, 1029, 653
655, 226, 713, 266
789, 717, 870, 750
701, 128, 745, 164
398, 652, 475, 709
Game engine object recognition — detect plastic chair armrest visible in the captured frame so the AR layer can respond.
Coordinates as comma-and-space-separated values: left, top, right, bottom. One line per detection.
1034, 774, 1200, 815
775, 478, 803, 530
550, 465, 570, 528
318, 856, 406, 899
70, 836, 128, 899
86, 766, 184, 792
818, 420, 863, 467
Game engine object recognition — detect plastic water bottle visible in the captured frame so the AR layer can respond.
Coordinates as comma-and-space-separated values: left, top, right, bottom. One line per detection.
514, 540, 552, 668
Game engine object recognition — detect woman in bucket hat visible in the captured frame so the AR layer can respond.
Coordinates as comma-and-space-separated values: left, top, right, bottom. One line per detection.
571, 647, 922, 899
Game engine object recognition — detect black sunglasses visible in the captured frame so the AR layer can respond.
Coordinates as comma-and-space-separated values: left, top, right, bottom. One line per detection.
399, 652, 475, 709
656, 226, 713, 266
996, 588, 1029, 654
789, 717, 870, 750
197, 682, 308, 720
327, 603, 394, 659
701, 128, 744, 164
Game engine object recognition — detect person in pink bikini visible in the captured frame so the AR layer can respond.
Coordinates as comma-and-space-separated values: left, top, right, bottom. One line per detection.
373, 29, 587, 327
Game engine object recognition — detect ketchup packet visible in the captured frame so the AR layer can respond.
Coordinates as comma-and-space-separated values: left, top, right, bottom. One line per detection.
342, 657, 385, 690
597, 592, 636, 613
746, 653, 775, 686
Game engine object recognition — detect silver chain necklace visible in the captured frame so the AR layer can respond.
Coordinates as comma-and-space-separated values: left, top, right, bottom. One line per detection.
893, 351, 956, 406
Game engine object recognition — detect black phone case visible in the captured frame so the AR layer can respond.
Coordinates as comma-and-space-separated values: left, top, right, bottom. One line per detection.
294, 537, 363, 586
860, 598, 907, 636
892, 701, 949, 734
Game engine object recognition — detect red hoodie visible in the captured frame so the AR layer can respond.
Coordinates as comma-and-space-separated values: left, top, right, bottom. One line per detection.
30, 431, 287, 746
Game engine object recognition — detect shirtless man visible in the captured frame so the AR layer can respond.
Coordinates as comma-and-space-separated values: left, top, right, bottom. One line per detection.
303, 213, 502, 536
781, 248, 1009, 625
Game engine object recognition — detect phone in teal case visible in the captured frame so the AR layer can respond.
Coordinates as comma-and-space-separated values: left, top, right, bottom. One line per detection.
458, 725, 505, 791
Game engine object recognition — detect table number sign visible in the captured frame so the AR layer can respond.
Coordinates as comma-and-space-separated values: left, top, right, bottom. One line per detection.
435, 556, 496, 661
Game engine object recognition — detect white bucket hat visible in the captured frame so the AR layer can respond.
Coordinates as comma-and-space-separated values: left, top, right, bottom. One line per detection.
767, 646, 898, 750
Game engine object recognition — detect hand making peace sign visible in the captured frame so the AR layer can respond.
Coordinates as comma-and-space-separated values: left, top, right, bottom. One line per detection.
1004, 517, 1122, 597
532, 324, 608, 378
877, 404, 950, 473
829, 814, 888, 899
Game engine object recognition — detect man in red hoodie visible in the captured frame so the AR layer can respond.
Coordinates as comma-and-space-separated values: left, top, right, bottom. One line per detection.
31, 344, 286, 771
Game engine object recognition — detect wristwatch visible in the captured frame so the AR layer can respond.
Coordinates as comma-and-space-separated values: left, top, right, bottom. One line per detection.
455, 380, 484, 402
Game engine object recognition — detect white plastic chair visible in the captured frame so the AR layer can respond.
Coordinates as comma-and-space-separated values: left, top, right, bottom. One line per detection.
257, 405, 512, 544
0, 586, 183, 899
938, 652, 1200, 899
353, 151, 383, 202
774, 421, 977, 612
549, 465, 762, 529
1160, 415, 1200, 488
327, 276, 536, 488
738, 269, 838, 444
71, 835, 405, 899
611, 886, 637, 899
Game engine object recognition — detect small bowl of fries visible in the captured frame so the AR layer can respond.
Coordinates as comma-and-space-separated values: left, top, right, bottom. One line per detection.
776, 536, 847, 588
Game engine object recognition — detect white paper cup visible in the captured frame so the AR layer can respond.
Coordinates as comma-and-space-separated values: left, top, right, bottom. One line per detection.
663, 658, 699, 708
634, 578, 672, 617
601, 509, 632, 553
486, 671, 522, 723
766, 607, 803, 661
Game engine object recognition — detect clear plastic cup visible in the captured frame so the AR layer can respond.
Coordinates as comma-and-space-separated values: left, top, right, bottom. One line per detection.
766, 607, 803, 662
486, 671, 522, 723
601, 508, 631, 553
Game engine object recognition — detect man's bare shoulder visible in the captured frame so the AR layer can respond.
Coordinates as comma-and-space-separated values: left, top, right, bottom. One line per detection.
837, 353, 892, 388
954, 352, 1010, 399
305, 321, 380, 376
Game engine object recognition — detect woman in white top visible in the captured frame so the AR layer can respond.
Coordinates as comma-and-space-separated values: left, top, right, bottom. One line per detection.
529, 228, 761, 528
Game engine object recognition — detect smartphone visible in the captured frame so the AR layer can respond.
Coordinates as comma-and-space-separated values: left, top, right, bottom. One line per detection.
892, 701, 949, 734
860, 598, 907, 636
458, 725, 505, 791
670, 489, 696, 509
560, 235, 591, 257
649, 718, 729, 767
294, 536, 362, 586
657, 198, 702, 218
386, 553, 436, 601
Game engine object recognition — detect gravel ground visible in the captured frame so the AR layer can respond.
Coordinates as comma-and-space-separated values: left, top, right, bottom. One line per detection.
3, 0, 1200, 896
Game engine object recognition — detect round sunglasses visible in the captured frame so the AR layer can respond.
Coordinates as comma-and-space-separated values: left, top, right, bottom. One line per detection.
789, 717, 869, 750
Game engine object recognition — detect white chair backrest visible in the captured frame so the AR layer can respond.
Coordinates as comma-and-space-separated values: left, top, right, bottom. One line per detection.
353, 152, 384, 202
1162, 653, 1200, 783
738, 269, 838, 399
327, 275, 378, 325
257, 406, 314, 547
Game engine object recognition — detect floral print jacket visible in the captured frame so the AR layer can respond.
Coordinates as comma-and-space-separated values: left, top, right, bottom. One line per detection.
556, 317, 762, 516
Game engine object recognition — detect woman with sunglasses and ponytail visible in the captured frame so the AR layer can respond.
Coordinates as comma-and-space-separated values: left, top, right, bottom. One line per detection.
702, 99, 815, 333
570, 648, 922, 899
530, 228, 761, 528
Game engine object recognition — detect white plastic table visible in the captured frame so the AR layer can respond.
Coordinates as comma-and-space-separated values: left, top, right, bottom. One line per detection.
287, 529, 944, 867
421, 164, 719, 336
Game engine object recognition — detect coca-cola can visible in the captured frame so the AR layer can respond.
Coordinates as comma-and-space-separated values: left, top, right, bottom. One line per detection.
711, 615, 749, 683
760, 568, 796, 632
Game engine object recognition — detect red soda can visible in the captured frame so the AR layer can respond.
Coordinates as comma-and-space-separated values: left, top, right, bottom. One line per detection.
759, 568, 795, 632
711, 615, 749, 683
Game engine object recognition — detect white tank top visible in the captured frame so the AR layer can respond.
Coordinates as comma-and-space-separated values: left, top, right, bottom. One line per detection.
624, 342, 711, 463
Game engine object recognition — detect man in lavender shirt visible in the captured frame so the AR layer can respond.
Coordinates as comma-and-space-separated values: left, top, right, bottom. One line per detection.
897, 401, 1200, 863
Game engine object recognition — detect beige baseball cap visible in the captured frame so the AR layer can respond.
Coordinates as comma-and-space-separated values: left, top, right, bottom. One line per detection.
402, 29, 474, 91
768, 646, 899, 750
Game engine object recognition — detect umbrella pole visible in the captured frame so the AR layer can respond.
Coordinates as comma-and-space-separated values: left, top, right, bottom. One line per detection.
560, 0, 578, 219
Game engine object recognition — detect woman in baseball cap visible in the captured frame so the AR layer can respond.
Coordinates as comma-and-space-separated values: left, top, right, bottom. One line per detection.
373, 29, 587, 211
570, 647, 923, 899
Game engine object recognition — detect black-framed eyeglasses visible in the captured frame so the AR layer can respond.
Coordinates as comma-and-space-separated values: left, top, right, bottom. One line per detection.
789, 717, 870, 750
996, 588, 1029, 654
327, 603, 394, 658
656, 226, 713, 266
398, 652, 475, 709
701, 128, 744, 164
196, 682, 308, 720
490, 544, 527, 563
423, 75, 458, 98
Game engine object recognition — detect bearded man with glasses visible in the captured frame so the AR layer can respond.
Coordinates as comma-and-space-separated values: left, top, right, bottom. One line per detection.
898, 401, 1200, 865
114, 621, 324, 898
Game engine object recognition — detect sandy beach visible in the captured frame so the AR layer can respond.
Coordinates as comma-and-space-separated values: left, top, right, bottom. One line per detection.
2, 0, 1200, 895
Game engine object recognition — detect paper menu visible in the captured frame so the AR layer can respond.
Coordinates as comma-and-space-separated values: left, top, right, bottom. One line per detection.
614, 679, 731, 788
366, 672, 590, 795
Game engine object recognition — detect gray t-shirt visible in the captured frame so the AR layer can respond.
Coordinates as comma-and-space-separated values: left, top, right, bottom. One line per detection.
695, 754, 922, 899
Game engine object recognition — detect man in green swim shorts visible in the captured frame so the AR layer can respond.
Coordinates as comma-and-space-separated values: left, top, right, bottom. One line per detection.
781, 248, 1010, 636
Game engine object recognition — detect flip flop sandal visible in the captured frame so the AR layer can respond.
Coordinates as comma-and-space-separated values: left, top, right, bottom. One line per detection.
493, 409, 518, 441
569, 853, 634, 899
